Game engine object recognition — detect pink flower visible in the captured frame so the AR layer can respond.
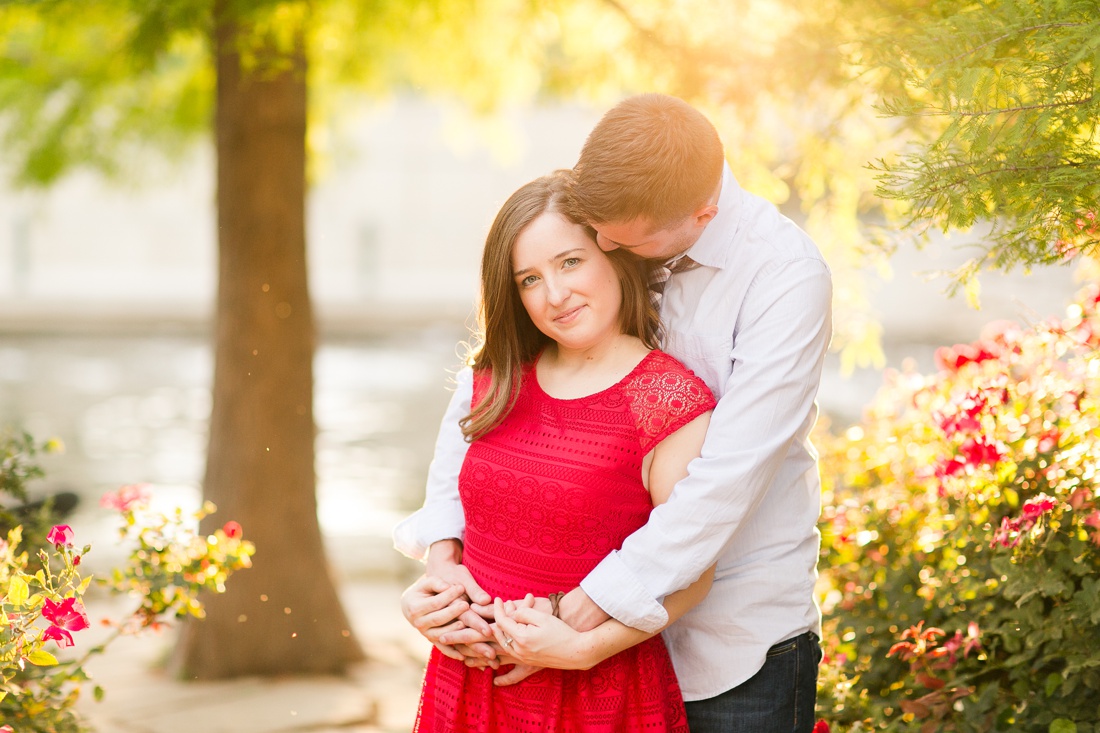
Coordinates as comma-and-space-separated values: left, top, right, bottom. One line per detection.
1084, 511, 1100, 530
1, 725, 14, 733
46, 524, 74, 546
42, 597, 90, 636
934, 342, 999, 372
991, 516, 1024, 548
1068, 488, 1092, 511
100, 484, 151, 512
1037, 430, 1060, 454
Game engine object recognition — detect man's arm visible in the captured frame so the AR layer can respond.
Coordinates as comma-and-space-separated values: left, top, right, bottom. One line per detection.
393, 368, 492, 651
392, 367, 474, 560
575, 258, 832, 632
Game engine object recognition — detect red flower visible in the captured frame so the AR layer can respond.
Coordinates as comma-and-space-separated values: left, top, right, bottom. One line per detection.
813, 722, 831, 733
46, 524, 74, 546
959, 437, 1003, 467
1021, 494, 1056, 522
935, 457, 965, 479
222, 521, 243, 539
42, 597, 90, 635
43, 624, 76, 648
938, 622, 982, 667
936, 393, 985, 437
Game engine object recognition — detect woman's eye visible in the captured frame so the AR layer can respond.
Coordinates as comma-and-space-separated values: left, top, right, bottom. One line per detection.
520, 275, 539, 287
563, 257, 581, 268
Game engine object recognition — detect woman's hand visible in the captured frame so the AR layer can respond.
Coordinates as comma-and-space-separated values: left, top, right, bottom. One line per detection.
490, 596, 603, 672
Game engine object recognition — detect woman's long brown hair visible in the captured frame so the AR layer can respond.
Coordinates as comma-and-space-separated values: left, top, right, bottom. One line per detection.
460, 170, 660, 441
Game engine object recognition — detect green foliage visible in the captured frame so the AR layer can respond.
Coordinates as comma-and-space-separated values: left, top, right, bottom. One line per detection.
0, 1, 211, 186
0, 432, 66, 568
816, 283, 1100, 731
866, 0, 1100, 283
0, 433, 254, 732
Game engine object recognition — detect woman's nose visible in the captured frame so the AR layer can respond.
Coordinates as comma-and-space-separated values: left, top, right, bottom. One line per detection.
545, 278, 571, 306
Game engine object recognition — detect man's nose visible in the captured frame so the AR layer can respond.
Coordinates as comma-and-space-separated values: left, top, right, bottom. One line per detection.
595, 232, 619, 252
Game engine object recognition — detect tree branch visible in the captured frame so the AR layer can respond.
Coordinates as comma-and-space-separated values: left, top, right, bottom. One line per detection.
907, 95, 1095, 118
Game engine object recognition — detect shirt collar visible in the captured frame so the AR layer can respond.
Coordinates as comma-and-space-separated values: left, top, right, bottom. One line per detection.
682, 163, 741, 270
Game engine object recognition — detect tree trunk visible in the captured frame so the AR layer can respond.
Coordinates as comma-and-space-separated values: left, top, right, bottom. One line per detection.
172, 0, 363, 678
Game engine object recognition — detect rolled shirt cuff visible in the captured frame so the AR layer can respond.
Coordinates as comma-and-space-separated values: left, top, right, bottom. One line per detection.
580, 550, 669, 634
392, 498, 466, 561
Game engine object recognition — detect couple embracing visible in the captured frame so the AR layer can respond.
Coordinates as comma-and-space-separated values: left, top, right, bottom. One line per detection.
394, 93, 832, 733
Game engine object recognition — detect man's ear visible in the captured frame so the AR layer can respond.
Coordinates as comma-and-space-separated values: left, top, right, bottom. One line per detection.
692, 204, 719, 229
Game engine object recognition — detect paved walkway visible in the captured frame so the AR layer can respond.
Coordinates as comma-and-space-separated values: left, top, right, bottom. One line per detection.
74, 578, 428, 733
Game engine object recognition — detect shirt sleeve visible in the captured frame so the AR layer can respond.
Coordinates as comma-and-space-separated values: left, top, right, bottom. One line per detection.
580, 257, 833, 632
392, 366, 473, 561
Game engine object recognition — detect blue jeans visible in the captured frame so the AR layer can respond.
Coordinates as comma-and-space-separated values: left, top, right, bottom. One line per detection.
684, 632, 821, 733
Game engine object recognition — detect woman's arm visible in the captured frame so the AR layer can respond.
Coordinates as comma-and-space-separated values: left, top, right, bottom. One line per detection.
491, 412, 715, 673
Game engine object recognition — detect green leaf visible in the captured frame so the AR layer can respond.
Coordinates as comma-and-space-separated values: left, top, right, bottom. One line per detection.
6, 575, 28, 607
26, 649, 58, 666
1049, 719, 1077, 733
1046, 673, 1063, 698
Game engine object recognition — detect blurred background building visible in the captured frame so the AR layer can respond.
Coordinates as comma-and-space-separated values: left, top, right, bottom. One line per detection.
0, 96, 1079, 579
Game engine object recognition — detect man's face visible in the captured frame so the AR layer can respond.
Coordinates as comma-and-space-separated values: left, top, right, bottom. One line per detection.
591, 213, 707, 261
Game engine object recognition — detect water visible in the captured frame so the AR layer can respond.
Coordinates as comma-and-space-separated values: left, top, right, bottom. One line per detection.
0, 263, 1079, 578
0, 326, 469, 577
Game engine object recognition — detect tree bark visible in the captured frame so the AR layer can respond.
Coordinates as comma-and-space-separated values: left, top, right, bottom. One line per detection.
172, 0, 363, 678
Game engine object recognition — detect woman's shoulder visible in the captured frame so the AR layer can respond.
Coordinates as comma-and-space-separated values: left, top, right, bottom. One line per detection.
624, 347, 717, 407
621, 350, 715, 449
635, 350, 709, 386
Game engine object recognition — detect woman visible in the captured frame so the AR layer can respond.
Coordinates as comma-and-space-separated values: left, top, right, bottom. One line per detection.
411, 170, 716, 733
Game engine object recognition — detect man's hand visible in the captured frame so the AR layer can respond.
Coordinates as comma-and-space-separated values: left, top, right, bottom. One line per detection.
400, 575, 472, 661
494, 663, 543, 686
419, 539, 498, 663
425, 539, 492, 607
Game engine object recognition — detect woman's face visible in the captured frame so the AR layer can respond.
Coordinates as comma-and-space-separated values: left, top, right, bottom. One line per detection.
511, 211, 622, 352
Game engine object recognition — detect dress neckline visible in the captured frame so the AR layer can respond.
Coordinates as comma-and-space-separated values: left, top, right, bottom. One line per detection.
527, 349, 659, 403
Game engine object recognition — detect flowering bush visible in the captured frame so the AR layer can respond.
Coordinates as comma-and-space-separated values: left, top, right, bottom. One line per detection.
815, 283, 1100, 732
0, 434, 254, 732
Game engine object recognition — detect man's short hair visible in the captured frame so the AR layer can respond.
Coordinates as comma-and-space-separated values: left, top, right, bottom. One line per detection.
567, 94, 724, 228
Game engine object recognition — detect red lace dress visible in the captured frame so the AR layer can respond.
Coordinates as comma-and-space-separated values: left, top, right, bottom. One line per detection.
414, 350, 716, 733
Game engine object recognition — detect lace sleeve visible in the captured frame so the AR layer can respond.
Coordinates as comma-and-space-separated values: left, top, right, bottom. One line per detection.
624, 352, 717, 454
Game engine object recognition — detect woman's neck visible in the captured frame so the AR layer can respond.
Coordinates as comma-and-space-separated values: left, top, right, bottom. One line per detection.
536, 334, 652, 400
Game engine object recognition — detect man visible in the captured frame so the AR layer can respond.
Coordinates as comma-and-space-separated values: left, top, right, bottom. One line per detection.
394, 93, 831, 732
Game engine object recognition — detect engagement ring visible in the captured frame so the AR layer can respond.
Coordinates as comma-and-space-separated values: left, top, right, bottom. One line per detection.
502, 636, 513, 647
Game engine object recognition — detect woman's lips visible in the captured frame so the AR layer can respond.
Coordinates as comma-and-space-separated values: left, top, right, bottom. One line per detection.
554, 305, 586, 324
